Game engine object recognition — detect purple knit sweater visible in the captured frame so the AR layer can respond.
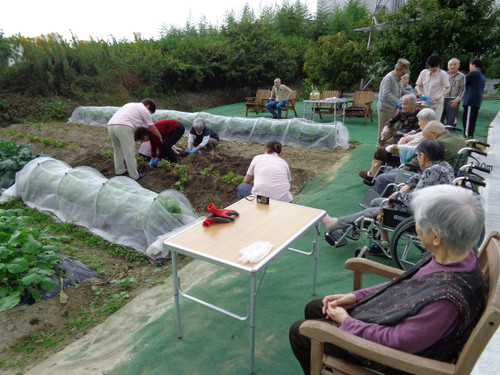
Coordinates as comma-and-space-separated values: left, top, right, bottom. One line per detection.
341, 251, 477, 353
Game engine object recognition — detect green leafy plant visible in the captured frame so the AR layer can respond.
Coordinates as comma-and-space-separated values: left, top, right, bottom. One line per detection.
173, 163, 193, 192
100, 149, 113, 158
222, 171, 239, 184
0, 139, 41, 188
0, 209, 62, 312
199, 167, 212, 176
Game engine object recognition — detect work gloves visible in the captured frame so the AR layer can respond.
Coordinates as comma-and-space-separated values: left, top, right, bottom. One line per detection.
202, 203, 240, 227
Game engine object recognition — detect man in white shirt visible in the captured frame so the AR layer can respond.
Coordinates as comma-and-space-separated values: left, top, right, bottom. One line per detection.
107, 99, 156, 181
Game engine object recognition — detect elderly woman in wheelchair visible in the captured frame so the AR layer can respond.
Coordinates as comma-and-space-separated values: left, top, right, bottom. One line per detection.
323, 139, 454, 256
290, 184, 488, 375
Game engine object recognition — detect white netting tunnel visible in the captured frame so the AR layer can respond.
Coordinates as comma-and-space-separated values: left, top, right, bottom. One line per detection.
69, 106, 349, 150
5, 157, 199, 259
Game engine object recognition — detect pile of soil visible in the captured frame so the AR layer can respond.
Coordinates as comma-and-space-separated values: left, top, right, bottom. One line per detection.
0, 122, 351, 374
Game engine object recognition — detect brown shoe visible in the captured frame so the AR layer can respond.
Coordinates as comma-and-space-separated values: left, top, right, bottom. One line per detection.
358, 171, 373, 181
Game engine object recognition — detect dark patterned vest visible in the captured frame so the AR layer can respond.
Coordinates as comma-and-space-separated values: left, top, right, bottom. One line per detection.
349, 255, 488, 374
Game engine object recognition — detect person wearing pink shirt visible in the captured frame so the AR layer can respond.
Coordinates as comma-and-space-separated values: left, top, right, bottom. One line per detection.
290, 184, 487, 374
416, 55, 451, 120
236, 140, 293, 202
107, 99, 156, 181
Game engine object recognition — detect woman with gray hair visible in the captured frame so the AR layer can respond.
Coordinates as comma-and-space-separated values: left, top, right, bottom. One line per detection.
187, 118, 220, 152
290, 184, 487, 374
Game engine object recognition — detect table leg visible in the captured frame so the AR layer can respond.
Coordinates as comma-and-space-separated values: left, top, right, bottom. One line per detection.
312, 223, 320, 296
249, 273, 257, 374
172, 250, 183, 339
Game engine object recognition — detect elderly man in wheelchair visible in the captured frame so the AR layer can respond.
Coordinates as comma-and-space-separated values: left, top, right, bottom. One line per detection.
322, 139, 454, 260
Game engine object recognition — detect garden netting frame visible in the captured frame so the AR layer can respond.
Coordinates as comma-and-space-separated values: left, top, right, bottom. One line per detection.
69, 106, 349, 151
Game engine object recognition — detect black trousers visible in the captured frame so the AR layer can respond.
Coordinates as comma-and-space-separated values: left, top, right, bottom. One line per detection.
162, 123, 185, 163
462, 105, 480, 138
289, 299, 351, 374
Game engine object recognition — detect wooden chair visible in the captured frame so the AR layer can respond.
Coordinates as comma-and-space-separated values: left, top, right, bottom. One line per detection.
313, 90, 342, 119
245, 89, 271, 116
281, 90, 298, 118
300, 231, 500, 375
344, 91, 374, 125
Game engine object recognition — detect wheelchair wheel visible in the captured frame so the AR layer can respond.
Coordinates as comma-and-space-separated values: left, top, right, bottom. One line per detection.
389, 217, 428, 270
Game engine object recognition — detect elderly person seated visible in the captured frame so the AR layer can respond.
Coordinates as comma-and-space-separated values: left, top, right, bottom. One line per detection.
360, 107, 437, 182
187, 118, 219, 153
236, 140, 293, 203
290, 183, 487, 375
379, 93, 420, 147
265, 78, 293, 119
325, 139, 454, 248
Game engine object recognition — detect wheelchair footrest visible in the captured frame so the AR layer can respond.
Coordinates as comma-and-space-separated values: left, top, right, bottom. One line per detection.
325, 231, 348, 247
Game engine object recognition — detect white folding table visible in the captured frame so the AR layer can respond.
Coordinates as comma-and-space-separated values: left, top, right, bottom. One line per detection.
163, 198, 325, 374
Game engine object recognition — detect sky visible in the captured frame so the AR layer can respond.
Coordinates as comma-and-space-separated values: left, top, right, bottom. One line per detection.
1, 0, 318, 41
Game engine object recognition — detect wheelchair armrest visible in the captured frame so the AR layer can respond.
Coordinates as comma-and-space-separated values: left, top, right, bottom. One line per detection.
345, 258, 404, 290
402, 163, 420, 171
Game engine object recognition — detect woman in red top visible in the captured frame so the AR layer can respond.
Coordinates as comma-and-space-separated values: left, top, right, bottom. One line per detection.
134, 119, 185, 164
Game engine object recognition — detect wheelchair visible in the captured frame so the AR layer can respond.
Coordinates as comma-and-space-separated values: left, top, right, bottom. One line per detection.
326, 140, 491, 270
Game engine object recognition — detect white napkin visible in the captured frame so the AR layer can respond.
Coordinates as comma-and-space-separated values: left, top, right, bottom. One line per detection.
238, 241, 273, 263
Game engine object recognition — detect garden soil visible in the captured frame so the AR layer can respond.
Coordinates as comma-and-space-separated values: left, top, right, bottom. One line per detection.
0, 122, 350, 374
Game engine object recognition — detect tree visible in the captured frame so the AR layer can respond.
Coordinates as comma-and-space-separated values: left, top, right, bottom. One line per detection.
303, 32, 374, 95
374, 0, 500, 76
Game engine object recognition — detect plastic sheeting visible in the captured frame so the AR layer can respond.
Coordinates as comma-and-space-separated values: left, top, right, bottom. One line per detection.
69, 106, 349, 151
3, 157, 199, 259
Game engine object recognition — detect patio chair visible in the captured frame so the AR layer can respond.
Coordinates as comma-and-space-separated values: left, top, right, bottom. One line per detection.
299, 231, 500, 375
245, 89, 271, 116
281, 90, 298, 118
313, 90, 341, 119
344, 91, 374, 125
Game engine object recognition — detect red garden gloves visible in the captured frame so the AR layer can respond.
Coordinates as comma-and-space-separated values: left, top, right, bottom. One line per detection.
202, 203, 240, 227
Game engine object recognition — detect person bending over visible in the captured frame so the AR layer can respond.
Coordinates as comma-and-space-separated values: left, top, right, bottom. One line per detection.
107, 98, 156, 181
290, 184, 487, 374
236, 140, 293, 203
134, 119, 185, 165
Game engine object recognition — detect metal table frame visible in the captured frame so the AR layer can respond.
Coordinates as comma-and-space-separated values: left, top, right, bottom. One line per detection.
303, 98, 346, 122
164, 198, 325, 374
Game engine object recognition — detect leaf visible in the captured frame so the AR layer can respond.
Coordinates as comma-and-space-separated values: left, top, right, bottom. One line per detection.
60, 286, 68, 304
7, 257, 29, 274
21, 271, 44, 285
22, 237, 43, 255
7, 230, 31, 247
31, 288, 42, 301
0, 245, 13, 260
40, 277, 56, 291
0, 292, 21, 312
